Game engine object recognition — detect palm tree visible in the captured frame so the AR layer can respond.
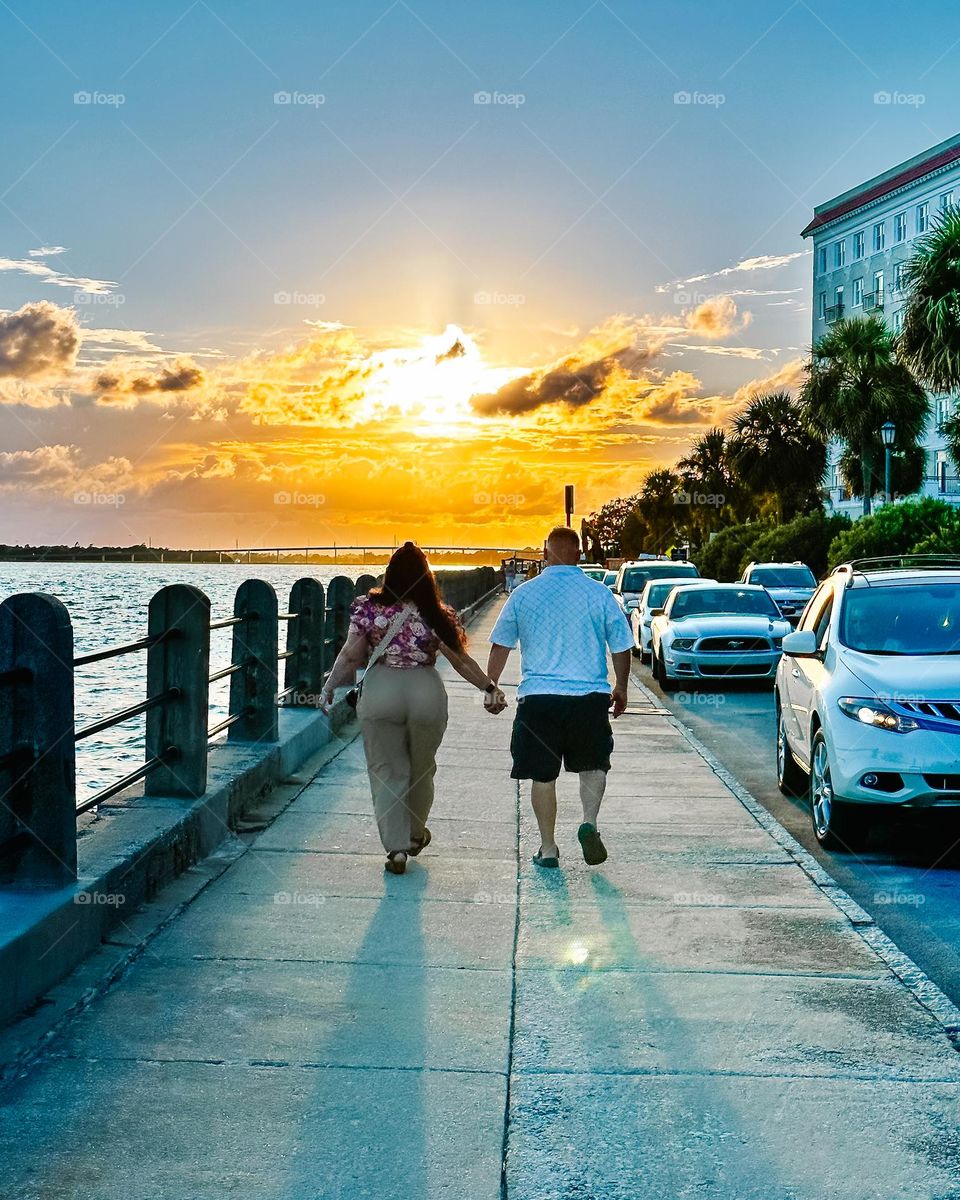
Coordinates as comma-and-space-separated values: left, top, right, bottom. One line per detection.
801, 316, 929, 516
625, 468, 684, 554
898, 205, 960, 393
728, 391, 826, 522
677, 428, 743, 536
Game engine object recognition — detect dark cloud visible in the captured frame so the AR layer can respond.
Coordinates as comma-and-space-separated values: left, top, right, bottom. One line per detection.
435, 338, 466, 364
0, 301, 80, 379
471, 355, 614, 416
94, 359, 205, 398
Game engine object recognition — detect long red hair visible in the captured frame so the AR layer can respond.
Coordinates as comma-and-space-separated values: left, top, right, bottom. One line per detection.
369, 542, 466, 652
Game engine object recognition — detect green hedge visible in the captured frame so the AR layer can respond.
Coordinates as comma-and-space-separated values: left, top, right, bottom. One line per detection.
694, 510, 851, 581
827, 498, 960, 568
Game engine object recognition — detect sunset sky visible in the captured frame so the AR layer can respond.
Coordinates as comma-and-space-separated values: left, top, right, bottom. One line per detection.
1, 1, 958, 549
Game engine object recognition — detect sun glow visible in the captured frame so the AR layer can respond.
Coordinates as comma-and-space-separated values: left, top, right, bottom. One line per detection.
354, 324, 522, 434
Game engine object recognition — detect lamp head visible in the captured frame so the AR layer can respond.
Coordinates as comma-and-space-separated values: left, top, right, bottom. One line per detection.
881, 421, 896, 447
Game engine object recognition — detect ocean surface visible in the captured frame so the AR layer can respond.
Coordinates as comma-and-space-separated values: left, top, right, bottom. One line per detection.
0, 562, 373, 804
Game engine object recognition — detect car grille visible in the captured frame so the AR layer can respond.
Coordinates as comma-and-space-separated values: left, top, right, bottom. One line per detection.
699, 663, 772, 676
923, 774, 960, 791
698, 636, 770, 653
896, 700, 960, 725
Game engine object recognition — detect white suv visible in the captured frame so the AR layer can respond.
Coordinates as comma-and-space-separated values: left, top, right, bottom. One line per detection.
775, 557, 960, 849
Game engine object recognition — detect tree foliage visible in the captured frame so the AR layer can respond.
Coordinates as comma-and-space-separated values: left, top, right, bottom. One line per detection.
898, 205, 960, 394
826, 497, 960, 568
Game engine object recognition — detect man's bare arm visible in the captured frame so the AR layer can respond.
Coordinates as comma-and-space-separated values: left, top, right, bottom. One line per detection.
610, 649, 630, 718
486, 643, 511, 684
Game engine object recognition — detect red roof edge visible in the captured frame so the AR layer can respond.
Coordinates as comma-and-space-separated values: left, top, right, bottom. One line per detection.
801, 143, 960, 237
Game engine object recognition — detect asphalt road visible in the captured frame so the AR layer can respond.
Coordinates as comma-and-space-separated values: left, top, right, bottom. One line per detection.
634, 658, 960, 1009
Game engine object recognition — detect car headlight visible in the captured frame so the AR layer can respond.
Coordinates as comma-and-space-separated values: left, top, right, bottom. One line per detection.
672, 637, 696, 651
837, 697, 918, 733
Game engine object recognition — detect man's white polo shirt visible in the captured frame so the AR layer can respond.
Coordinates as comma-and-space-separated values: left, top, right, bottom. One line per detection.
489, 564, 633, 698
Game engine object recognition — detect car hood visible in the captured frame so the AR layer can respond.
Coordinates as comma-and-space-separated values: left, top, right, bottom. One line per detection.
665, 614, 791, 636
766, 587, 815, 603
842, 650, 960, 700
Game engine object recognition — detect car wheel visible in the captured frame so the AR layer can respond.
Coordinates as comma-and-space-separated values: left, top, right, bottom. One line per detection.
810, 730, 866, 850
775, 697, 806, 797
658, 650, 677, 692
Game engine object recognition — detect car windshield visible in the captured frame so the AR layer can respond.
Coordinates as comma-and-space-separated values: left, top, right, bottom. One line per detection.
622, 565, 697, 592
670, 587, 779, 618
581, 568, 606, 581
750, 566, 815, 588
603, 572, 617, 586
840, 583, 960, 654
646, 580, 700, 607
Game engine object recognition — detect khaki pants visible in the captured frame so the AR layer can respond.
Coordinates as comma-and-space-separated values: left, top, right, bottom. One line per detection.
357, 665, 449, 853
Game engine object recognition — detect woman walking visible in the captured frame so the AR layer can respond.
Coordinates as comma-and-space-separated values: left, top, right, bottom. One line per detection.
321, 543, 506, 874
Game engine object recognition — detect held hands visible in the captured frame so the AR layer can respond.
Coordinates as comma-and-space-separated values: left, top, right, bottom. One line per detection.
483, 685, 508, 715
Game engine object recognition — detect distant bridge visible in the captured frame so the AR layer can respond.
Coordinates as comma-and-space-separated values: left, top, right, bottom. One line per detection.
0, 544, 529, 565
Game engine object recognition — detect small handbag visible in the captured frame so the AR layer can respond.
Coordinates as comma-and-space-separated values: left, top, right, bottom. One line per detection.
344, 603, 414, 709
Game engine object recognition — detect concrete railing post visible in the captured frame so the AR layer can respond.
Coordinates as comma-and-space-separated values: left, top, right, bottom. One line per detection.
229, 580, 279, 742
354, 573, 377, 597
0, 593, 76, 887
325, 576, 355, 662
145, 584, 211, 798
284, 578, 325, 706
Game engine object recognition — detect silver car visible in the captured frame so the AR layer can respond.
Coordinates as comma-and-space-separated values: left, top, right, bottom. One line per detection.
650, 583, 792, 690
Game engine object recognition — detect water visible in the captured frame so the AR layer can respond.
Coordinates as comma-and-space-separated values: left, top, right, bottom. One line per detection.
0, 562, 372, 803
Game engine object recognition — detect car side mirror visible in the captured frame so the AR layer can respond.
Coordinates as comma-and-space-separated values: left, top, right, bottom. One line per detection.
781, 629, 818, 657
650, 607, 664, 617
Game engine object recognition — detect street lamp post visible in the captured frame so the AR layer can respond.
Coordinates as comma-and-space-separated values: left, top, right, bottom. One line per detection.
881, 421, 896, 505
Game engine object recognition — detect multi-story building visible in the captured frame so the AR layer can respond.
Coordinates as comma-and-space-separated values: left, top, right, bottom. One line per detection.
802, 133, 960, 512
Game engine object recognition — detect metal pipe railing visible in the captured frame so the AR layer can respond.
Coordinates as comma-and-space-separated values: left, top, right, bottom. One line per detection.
0, 565, 499, 888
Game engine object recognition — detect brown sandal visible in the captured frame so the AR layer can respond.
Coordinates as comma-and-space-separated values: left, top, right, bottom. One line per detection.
408, 828, 432, 856
385, 851, 407, 875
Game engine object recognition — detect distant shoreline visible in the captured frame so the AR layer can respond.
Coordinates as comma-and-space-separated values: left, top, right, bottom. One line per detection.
0, 546, 524, 568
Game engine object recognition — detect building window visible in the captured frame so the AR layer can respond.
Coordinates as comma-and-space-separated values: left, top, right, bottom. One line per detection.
894, 261, 906, 292
853, 230, 865, 259
940, 458, 947, 494
893, 308, 904, 332
834, 240, 846, 268
873, 221, 885, 251
874, 270, 884, 304
853, 278, 864, 307
817, 246, 827, 274
818, 291, 826, 319
941, 190, 955, 212
895, 212, 908, 242
917, 202, 930, 234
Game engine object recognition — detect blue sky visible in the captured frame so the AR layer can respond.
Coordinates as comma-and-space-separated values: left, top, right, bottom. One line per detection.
1, 1, 959, 546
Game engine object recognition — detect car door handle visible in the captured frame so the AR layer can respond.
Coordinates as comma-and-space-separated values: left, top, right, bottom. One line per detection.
791, 668, 801, 679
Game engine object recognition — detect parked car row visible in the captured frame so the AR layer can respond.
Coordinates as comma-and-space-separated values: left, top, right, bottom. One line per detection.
611, 553, 960, 854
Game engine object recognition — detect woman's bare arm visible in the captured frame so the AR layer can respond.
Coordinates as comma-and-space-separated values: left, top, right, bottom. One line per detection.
320, 630, 369, 705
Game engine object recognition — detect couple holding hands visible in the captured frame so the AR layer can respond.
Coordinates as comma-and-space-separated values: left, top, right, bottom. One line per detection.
321, 528, 633, 875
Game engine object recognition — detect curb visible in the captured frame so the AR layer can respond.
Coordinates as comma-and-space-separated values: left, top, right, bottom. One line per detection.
629, 665, 960, 1045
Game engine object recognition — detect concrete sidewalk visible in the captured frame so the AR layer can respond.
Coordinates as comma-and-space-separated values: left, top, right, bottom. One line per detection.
2, 598, 960, 1198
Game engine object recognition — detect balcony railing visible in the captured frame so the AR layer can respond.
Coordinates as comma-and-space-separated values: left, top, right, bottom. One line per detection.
825, 303, 844, 324
862, 291, 883, 312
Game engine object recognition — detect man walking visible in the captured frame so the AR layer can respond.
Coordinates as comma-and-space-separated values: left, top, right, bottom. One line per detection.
485, 526, 633, 867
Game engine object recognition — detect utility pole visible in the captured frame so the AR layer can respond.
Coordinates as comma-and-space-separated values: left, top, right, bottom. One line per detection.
564, 484, 575, 528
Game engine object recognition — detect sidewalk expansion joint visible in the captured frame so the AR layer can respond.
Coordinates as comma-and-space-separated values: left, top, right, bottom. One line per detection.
498, 777, 522, 1200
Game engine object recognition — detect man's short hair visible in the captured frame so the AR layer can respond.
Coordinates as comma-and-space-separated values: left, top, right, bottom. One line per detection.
546, 526, 580, 552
